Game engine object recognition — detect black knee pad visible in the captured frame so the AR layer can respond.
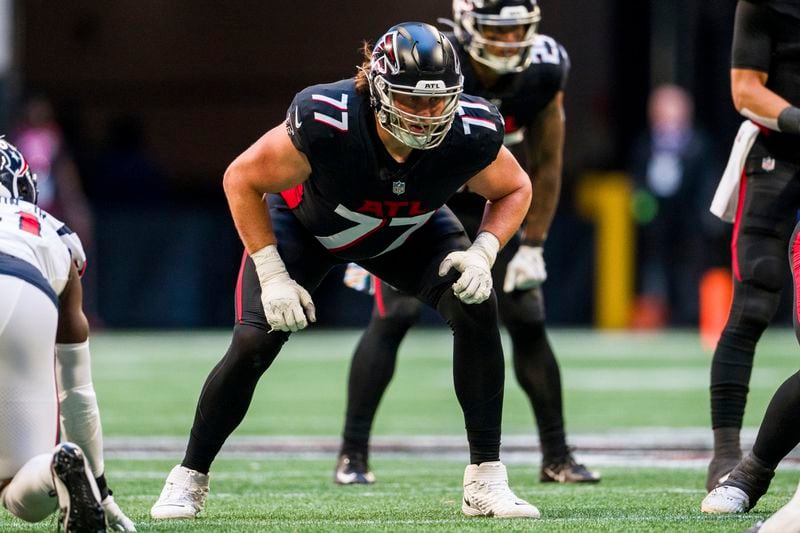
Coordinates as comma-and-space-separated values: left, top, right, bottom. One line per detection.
738, 232, 787, 292
729, 282, 782, 335
436, 289, 498, 330
228, 324, 288, 373
499, 287, 546, 331
376, 295, 423, 327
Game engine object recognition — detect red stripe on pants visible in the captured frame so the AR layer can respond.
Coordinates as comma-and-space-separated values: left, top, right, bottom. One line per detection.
731, 169, 748, 282
235, 252, 247, 322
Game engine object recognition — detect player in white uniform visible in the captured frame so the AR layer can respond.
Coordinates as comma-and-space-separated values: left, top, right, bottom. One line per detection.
0, 139, 134, 531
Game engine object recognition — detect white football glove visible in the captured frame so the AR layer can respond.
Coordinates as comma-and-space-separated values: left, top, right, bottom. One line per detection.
101, 494, 136, 531
503, 244, 547, 292
343, 263, 375, 295
57, 225, 87, 276
251, 245, 316, 333
438, 232, 500, 304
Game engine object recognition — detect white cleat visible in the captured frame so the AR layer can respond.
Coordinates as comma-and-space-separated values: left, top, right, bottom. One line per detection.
701, 485, 750, 514
462, 461, 540, 518
150, 465, 209, 520
102, 494, 136, 531
752, 480, 800, 533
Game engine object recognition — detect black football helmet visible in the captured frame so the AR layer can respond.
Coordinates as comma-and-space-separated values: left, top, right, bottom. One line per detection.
0, 138, 37, 203
367, 22, 463, 150
453, 0, 541, 73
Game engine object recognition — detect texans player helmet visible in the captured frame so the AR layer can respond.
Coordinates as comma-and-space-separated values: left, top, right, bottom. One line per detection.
453, 0, 541, 74
367, 22, 464, 150
0, 137, 38, 203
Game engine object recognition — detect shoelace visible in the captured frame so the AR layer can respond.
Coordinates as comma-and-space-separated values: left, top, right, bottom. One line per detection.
163, 479, 207, 506
470, 480, 519, 509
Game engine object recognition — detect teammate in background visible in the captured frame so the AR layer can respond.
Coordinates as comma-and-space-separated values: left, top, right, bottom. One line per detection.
151, 22, 540, 519
0, 139, 101, 531
705, 0, 800, 493
334, 0, 599, 486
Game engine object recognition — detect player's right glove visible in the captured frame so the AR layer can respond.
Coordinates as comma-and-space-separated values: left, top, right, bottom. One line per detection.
343, 263, 375, 295
251, 244, 316, 333
438, 232, 500, 304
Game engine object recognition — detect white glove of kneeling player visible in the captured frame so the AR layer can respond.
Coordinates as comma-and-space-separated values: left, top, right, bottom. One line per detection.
438, 232, 500, 304
503, 244, 547, 292
251, 244, 316, 332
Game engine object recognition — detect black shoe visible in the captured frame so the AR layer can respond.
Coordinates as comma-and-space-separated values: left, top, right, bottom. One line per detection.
333, 452, 376, 485
540, 452, 601, 484
51, 443, 106, 532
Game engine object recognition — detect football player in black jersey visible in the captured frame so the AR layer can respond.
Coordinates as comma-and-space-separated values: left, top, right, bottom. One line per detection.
334, 0, 599, 486
701, 0, 800, 514
150, 22, 541, 520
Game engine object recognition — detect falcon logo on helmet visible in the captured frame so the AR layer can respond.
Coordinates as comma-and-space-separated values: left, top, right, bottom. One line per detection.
453, 0, 541, 74
0, 137, 38, 204
367, 22, 464, 150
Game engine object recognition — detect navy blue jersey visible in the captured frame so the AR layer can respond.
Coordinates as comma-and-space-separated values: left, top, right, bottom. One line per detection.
445, 32, 569, 221
448, 32, 569, 150
283, 78, 504, 261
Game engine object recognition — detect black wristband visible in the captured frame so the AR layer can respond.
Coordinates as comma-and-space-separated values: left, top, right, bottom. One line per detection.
521, 238, 545, 247
777, 106, 800, 135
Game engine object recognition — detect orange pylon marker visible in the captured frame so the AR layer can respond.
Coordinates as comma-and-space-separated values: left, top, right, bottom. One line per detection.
699, 267, 733, 352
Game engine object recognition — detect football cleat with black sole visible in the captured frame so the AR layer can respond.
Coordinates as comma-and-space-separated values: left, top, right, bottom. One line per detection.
540, 453, 601, 484
333, 453, 375, 485
51, 443, 107, 533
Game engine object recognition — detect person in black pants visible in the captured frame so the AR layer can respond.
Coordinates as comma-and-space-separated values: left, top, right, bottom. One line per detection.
334, 0, 599, 486
704, 0, 800, 497
150, 22, 541, 520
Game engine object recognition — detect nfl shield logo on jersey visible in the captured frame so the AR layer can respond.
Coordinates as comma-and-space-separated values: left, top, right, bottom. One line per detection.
761, 157, 775, 171
392, 180, 405, 195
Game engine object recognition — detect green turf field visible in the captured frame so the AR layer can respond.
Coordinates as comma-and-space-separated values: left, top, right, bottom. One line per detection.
3, 328, 799, 531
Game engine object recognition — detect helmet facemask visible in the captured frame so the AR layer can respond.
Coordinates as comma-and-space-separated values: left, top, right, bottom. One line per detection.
371, 75, 463, 150
456, 2, 541, 74
366, 23, 465, 151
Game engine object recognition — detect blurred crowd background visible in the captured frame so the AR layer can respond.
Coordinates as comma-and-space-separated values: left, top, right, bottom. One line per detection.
1, 0, 791, 329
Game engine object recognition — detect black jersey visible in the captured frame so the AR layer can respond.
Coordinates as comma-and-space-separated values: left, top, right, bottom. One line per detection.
445, 32, 569, 220
732, 0, 800, 105
449, 32, 569, 153
732, 0, 800, 160
283, 78, 504, 261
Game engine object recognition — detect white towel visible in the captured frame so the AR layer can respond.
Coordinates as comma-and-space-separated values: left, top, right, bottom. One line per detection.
710, 120, 760, 223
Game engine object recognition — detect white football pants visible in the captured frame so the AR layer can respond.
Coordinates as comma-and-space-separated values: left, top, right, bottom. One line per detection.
0, 275, 58, 480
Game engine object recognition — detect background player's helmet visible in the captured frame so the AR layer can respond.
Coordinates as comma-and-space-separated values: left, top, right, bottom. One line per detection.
367, 22, 463, 150
453, 0, 541, 74
0, 137, 38, 203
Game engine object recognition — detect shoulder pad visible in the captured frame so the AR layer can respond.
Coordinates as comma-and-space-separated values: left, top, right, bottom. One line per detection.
452, 95, 505, 157
286, 80, 358, 154
529, 34, 570, 90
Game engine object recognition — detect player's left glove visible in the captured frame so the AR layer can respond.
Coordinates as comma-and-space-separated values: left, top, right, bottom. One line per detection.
503, 244, 546, 292
438, 232, 500, 304
57, 225, 87, 276
251, 244, 316, 333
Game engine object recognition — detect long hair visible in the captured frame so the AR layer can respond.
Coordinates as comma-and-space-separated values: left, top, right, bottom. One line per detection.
354, 41, 373, 95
